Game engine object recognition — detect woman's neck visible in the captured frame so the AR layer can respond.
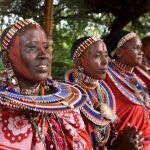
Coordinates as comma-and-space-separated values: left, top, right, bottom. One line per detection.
73, 68, 99, 89
18, 78, 39, 89
14, 74, 41, 95
112, 60, 134, 73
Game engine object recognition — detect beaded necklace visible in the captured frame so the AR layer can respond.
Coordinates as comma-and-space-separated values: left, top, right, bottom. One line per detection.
108, 61, 150, 107
83, 81, 117, 122
29, 113, 68, 149
0, 70, 74, 149
65, 69, 116, 124
0, 79, 88, 113
0, 77, 88, 149
67, 69, 118, 147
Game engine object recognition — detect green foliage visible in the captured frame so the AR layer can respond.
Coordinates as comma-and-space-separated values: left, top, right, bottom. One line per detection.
0, 59, 2, 69
0, 0, 150, 79
125, 12, 150, 38
52, 60, 73, 80
52, 2, 114, 78
52, 1, 150, 78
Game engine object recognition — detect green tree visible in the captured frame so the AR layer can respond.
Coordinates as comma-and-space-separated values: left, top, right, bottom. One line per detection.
0, 0, 150, 78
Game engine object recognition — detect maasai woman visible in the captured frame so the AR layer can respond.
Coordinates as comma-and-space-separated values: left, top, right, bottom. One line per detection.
0, 19, 92, 150
65, 36, 143, 150
104, 30, 150, 150
134, 36, 150, 93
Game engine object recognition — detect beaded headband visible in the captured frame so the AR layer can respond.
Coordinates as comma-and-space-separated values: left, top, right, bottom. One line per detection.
110, 32, 137, 57
72, 36, 101, 61
1, 19, 39, 52
117, 32, 137, 48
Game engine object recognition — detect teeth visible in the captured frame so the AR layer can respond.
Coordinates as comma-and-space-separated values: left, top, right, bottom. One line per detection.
38, 65, 48, 69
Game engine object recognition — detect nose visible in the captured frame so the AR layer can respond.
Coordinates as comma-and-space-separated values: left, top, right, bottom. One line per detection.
38, 46, 50, 59
138, 50, 143, 56
101, 55, 108, 65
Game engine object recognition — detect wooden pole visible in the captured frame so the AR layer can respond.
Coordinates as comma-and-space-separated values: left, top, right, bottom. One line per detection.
44, 0, 53, 76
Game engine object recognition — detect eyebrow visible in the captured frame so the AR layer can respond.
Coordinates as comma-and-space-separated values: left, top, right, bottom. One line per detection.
97, 51, 107, 53
25, 41, 48, 44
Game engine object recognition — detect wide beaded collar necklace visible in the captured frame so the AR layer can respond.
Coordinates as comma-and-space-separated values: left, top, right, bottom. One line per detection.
0, 78, 88, 114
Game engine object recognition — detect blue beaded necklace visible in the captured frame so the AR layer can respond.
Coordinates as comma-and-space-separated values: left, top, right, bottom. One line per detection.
0, 79, 88, 113
108, 62, 149, 107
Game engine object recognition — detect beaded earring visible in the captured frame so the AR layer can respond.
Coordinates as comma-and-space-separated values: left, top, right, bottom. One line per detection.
77, 65, 84, 72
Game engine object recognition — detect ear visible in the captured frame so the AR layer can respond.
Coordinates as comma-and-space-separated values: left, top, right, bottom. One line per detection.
1, 51, 10, 64
116, 47, 123, 57
74, 57, 82, 67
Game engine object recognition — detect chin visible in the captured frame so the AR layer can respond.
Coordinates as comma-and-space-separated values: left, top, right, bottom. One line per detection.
101, 76, 106, 80
97, 74, 106, 80
133, 60, 142, 67
34, 73, 49, 81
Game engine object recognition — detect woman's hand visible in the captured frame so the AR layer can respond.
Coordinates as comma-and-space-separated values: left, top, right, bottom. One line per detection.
109, 123, 144, 150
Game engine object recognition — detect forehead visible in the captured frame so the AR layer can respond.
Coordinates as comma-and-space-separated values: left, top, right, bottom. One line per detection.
19, 27, 47, 42
126, 37, 142, 46
87, 40, 107, 53
135, 37, 142, 45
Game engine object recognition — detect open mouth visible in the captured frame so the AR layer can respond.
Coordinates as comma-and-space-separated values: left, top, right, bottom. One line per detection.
35, 65, 49, 72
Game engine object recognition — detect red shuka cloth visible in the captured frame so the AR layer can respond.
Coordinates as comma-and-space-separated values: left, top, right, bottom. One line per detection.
105, 73, 150, 150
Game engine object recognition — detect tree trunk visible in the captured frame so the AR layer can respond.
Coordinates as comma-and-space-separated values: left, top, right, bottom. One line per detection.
44, 0, 53, 77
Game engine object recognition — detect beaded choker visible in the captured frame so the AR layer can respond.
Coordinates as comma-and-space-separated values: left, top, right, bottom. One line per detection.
112, 60, 134, 73
73, 68, 99, 89
20, 83, 40, 95
65, 69, 99, 89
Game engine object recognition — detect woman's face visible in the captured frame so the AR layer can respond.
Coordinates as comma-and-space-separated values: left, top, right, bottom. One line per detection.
116, 37, 143, 66
9, 26, 51, 83
142, 43, 150, 61
79, 41, 108, 80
